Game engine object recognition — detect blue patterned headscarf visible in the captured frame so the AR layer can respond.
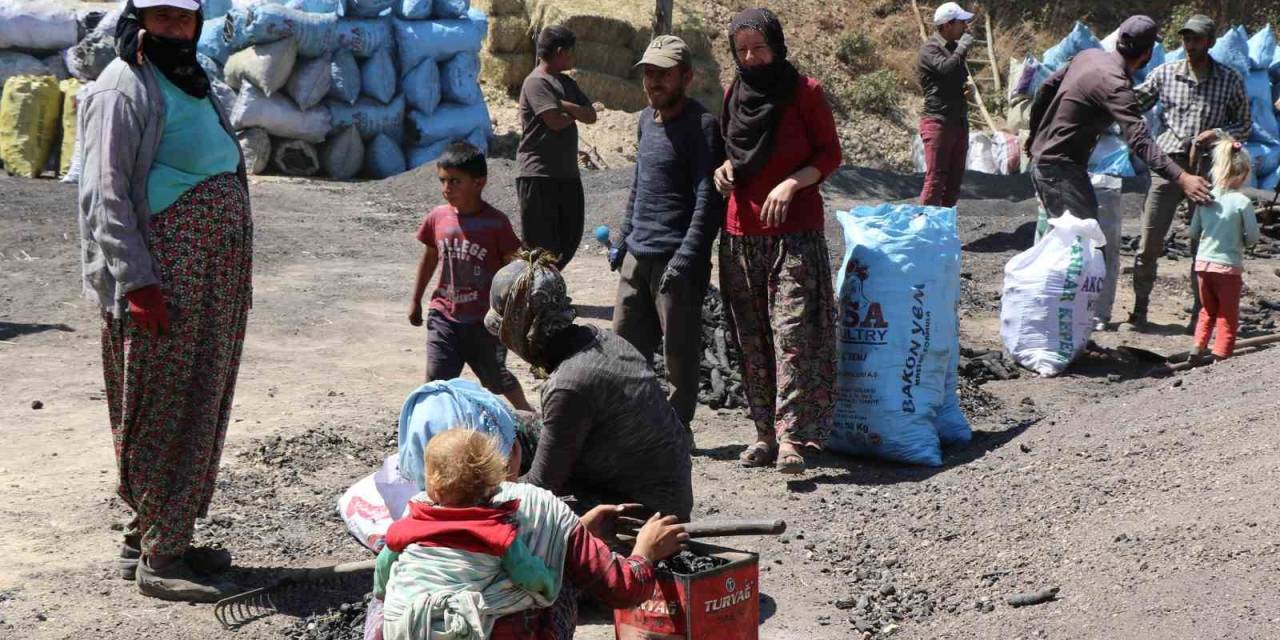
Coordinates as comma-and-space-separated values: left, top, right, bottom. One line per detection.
397, 380, 519, 490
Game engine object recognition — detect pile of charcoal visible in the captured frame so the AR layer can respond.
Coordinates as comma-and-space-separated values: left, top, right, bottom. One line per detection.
1240, 298, 1280, 334
288, 596, 369, 640
656, 549, 730, 575
957, 347, 1021, 385
652, 285, 748, 410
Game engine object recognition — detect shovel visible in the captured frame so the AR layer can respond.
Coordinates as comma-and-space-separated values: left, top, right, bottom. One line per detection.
1121, 331, 1280, 376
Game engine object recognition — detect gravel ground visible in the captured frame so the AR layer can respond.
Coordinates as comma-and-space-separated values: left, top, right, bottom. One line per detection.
3, 163, 1280, 640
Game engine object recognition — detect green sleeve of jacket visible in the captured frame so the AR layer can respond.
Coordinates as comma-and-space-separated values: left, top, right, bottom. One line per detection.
373, 547, 400, 600
501, 537, 555, 597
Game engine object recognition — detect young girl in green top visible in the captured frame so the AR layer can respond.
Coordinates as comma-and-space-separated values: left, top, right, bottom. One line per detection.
1189, 138, 1261, 361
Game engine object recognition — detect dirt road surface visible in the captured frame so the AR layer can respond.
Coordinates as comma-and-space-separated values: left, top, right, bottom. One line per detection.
3, 163, 1280, 639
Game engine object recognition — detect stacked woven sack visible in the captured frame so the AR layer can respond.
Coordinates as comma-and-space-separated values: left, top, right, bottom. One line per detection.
0, 0, 89, 178
196, 0, 491, 179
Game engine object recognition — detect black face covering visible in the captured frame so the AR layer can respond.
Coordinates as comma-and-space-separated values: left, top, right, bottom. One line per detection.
721, 7, 801, 180
116, 1, 210, 99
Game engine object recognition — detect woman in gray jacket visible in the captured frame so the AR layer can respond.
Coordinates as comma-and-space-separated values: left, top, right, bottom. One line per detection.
78, 0, 250, 602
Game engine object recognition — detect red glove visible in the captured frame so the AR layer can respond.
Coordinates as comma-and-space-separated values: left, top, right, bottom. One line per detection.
125, 285, 170, 336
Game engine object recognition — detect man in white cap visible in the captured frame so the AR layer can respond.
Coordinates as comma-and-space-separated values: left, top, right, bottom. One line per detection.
917, 2, 975, 207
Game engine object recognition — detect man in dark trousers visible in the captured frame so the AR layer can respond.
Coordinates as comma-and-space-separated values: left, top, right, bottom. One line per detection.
516, 26, 597, 270
1027, 15, 1212, 226
917, 2, 975, 207
1127, 15, 1251, 329
610, 35, 724, 430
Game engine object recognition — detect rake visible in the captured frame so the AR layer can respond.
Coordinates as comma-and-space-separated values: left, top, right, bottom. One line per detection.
213, 558, 376, 630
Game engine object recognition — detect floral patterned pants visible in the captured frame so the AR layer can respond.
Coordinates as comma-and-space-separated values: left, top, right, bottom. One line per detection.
719, 230, 836, 449
101, 173, 253, 558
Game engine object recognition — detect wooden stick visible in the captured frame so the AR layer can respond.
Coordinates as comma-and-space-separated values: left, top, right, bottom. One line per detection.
910, 0, 928, 42
985, 12, 1002, 96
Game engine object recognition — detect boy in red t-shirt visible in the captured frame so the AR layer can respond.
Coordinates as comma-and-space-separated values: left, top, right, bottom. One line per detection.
408, 142, 532, 411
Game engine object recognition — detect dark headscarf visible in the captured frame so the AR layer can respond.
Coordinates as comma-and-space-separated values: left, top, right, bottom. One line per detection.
721, 8, 801, 180
116, 0, 210, 99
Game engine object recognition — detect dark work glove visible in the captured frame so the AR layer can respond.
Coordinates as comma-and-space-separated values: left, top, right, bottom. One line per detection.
658, 266, 681, 294
608, 245, 626, 272
125, 285, 169, 336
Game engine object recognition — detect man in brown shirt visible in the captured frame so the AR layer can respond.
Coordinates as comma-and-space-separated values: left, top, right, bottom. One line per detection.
516, 26, 597, 270
1026, 15, 1211, 223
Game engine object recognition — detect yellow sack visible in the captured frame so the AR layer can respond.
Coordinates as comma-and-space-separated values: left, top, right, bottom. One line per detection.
58, 78, 81, 176
0, 75, 61, 178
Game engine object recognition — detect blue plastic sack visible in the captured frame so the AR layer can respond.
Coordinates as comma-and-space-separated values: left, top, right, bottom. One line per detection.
196, 52, 222, 81
1210, 26, 1251, 79
828, 205, 964, 467
407, 101, 490, 145
365, 133, 407, 178
403, 58, 441, 115
1011, 55, 1049, 99
226, 4, 337, 57
466, 125, 488, 154
286, 0, 345, 15
1166, 46, 1185, 63
1249, 25, 1276, 70
203, 0, 232, 19
397, 380, 518, 490
433, 0, 470, 19
328, 94, 405, 141
441, 52, 482, 104
399, 0, 434, 19
1259, 167, 1280, 190
360, 46, 397, 103
407, 138, 449, 169
198, 16, 234, 66
394, 9, 487, 71
1246, 69, 1280, 144
1088, 133, 1136, 177
336, 18, 392, 58
328, 48, 361, 104
348, 0, 396, 18
1043, 21, 1100, 71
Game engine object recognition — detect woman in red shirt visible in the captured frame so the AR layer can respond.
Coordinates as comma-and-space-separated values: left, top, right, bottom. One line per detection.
714, 8, 841, 475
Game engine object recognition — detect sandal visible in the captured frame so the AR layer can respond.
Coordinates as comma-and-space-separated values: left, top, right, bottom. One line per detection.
776, 445, 806, 475
738, 441, 777, 468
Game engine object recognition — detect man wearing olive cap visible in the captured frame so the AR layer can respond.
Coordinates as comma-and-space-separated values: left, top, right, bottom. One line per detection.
1127, 15, 1251, 329
609, 35, 725, 429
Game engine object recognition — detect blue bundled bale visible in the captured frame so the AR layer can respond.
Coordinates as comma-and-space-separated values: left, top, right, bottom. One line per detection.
433, 0, 470, 19
198, 16, 235, 66
403, 58, 441, 114
226, 4, 337, 58
394, 8, 487, 71
1042, 21, 1100, 71
407, 101, 489, 145
1209, 26, 1250, 79
406, 137, 449, 168
360, 46, 397, 103
204, 0, 232, 20
1245, 69, 1280, 144
329, 49, 362, 104
336, 18, 393, 58
398, 0, 434, 20
441, 52, 482, 105
366, 133, 407, 177
348, 0, 396, 18
328, 94, 406, 141
1249, 25, 1276, 70
286, 0, 345, 15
